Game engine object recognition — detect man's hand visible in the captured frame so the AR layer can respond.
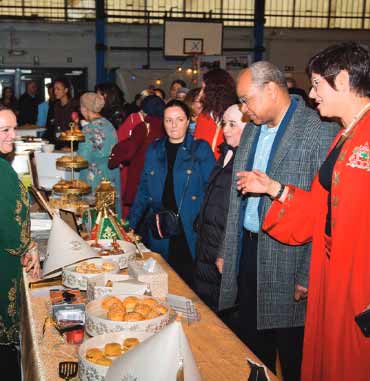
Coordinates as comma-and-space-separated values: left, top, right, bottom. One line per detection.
215, 258, 224, 274
294, 284, 308, 301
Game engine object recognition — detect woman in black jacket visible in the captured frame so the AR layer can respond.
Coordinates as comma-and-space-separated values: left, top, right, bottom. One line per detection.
194, 104, 247, 311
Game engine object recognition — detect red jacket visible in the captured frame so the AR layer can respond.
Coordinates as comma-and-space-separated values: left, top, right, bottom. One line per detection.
109, 115, 164, 208
194, 113, 224, 160
263, 110, 370, 381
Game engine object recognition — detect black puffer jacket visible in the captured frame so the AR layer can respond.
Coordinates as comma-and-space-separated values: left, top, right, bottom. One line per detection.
194, 143, 236, 310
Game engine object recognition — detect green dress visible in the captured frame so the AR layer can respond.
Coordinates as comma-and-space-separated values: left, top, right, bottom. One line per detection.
0, 156, 31, 344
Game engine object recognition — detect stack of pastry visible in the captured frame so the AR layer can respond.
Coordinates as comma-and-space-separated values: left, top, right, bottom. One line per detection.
60, 127, 84, 139
56, 155, 88, 167
53, 179, 90, 193
85, 337, 140, 366
101, 296, 168, 322
75, 261, 115, 274
48, 196, 89, 212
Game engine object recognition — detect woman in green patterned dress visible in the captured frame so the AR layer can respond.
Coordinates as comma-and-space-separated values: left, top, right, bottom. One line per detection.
0, 107, 40, 379
78, 92, 121, 214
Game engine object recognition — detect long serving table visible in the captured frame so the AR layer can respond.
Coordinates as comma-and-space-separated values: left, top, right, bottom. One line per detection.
21, 252, 280, 381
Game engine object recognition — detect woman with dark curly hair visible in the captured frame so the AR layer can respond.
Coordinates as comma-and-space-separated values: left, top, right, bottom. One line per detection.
194, 68, 237, 159
95, 82, 127, 130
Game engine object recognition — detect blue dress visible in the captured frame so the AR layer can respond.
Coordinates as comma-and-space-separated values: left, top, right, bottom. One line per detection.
78, 117, 121, 215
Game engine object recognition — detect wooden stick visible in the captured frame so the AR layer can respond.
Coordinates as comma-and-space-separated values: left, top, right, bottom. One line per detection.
29, 185, 54, 217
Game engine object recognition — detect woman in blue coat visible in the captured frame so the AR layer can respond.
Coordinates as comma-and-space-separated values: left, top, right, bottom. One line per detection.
129, 100, 215, 286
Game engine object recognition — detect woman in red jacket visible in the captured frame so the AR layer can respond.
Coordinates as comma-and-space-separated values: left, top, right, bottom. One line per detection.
236, 42, 370, 381
194, 68, 237, 159
109, 95, 165, 218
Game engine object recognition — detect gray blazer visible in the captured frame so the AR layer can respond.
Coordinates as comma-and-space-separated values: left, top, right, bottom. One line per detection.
218, 95, 339, 330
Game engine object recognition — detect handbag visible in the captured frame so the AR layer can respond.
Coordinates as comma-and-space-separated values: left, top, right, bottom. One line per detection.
147, 143, 196, 240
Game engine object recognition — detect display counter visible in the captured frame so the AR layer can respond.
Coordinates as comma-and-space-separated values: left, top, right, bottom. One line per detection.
20, 252, 280, 381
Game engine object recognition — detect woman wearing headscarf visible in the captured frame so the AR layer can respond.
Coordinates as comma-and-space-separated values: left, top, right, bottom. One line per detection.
194, 104, 246, 311
236, 42, 370, 381
109, 95, 165, 218
77, 92, 121, 213
0, 106, 40, 380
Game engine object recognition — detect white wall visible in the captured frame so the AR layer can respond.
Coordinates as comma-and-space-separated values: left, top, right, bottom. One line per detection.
0, 19, 369, 96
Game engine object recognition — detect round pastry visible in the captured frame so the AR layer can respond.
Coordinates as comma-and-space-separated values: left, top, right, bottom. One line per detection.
107, 306, 125, 321
124, 312, 144, 321
92, 356, 112, 366
87, 263, 98, 271
134, 303, 152, 318
154, 304, 168, 315
104, 343, 122, 357
140, 298, 158, 307
102, 262, 115, 271
71, 179, 90, 190
86, 348, 104, 360
146, 309, 161, 319
101, 296, 123, 310
75, 262, 87, 271
105, 280, 113, 287
122, 296, 139, 313
58, 156, 70, 163
123, 338, 140, 350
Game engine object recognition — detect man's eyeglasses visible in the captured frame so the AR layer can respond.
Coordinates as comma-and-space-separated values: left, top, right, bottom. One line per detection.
238, 96, 249, 105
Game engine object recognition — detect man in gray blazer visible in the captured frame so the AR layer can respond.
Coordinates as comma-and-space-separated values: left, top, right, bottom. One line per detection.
216, 62, 338, 381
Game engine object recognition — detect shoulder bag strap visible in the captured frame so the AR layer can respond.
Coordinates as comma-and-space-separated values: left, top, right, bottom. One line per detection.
176, 140, 199, 216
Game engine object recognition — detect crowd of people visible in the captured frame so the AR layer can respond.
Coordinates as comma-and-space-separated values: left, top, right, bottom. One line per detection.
0, 41, 369, 381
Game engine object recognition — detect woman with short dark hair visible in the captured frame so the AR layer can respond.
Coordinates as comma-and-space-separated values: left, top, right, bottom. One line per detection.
237, 42, 370, 381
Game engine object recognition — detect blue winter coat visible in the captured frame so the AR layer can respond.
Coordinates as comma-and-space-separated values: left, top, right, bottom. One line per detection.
129, 133, 215, 260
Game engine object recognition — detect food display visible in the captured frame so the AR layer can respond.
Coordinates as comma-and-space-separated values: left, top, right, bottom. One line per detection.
48, 195, 89, 213
60, 126, 84, 141
75, 261, 116, 274
101, 295, 168, 322
87, 239, 137, 269
56, 155, 88, 169
53, 179, 91, 195
85, 295, 170, 336
62, 259, 119, 290
50, 117, 91, 213
78, 331, 154, 380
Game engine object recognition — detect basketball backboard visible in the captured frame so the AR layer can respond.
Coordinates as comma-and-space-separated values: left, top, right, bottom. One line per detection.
164, 19, 223, 57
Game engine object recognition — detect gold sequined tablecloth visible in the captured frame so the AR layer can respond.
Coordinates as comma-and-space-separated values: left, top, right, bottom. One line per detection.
20, 254, 280, 381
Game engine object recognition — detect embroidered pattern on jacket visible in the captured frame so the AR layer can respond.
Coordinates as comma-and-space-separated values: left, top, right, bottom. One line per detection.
346, 142, 370, 171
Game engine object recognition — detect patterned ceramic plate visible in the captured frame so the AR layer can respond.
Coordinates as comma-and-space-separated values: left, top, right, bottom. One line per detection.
62, 258, 120, 291
79, 331, 154, 381
87, 240, 137, 270
85, 295, 170, 337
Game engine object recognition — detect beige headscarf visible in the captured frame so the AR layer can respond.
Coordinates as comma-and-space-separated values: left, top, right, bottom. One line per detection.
80, 92, 105, 113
